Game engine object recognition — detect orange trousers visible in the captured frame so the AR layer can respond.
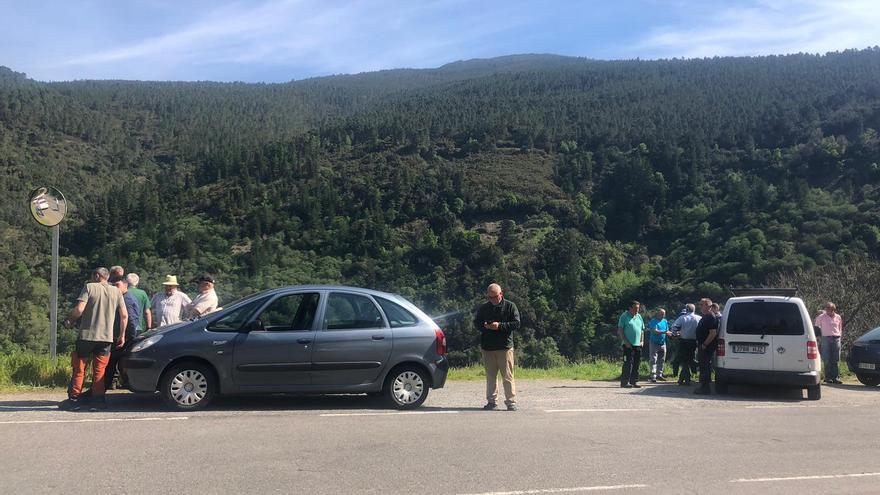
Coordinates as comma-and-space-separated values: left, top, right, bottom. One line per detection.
68, 341, 112, 398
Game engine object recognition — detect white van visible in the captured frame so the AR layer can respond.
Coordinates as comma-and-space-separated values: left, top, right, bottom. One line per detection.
715, 289, 822, 400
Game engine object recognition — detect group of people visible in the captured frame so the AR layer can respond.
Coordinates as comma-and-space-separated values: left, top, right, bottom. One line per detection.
473, 284, 845, 411
58, 265, 220, 411
617, 298, 722, 394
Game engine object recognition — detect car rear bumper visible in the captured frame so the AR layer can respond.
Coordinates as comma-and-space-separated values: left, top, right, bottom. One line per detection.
847, 358, 880, 377
431, 356, 449, 389
715, 368, 820, 387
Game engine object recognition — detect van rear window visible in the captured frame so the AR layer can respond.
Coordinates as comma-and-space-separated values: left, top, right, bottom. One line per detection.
726, 302, 805, 335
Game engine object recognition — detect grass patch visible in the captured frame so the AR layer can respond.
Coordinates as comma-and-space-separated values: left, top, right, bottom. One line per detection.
0, 352, 70, 391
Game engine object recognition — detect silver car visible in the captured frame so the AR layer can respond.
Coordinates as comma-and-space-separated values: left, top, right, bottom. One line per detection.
122, 286, 449, 410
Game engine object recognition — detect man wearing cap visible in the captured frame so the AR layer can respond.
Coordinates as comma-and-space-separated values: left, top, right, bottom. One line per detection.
150, 275, 192, 328
59, 267, 128, 411
188, 275, 219, 318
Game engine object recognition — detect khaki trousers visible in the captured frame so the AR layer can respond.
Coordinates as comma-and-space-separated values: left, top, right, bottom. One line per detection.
482, 348, 516, 405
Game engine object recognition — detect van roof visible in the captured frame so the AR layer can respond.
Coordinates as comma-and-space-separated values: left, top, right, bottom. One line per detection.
726, 295, 805, 305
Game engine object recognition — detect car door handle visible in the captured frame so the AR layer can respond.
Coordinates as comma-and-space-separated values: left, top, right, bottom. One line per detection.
297, 338, 313, 344
372, 335, 385, 340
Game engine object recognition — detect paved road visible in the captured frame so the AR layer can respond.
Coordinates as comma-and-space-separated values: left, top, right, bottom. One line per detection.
1, 380, 877, 495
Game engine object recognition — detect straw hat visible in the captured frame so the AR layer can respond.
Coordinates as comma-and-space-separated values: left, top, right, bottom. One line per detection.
162, 275, 179, 286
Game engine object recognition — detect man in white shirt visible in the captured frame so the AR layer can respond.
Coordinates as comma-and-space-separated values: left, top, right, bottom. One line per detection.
150, 275, 192, 328
188, 274, 219, 318
672, 303, 701, 386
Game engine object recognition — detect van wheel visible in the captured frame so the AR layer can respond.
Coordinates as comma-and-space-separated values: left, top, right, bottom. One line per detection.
806, 384, 821, 400
384, 365, 429, 409
715, 380, 729, 395
160, 362, 216, 411
856, 374, 880, 387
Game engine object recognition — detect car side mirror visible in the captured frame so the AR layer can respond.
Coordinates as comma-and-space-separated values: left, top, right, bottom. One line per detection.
244, 319, 264, 332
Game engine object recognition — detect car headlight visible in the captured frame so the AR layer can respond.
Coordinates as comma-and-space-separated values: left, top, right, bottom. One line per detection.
131, 334, 163, 353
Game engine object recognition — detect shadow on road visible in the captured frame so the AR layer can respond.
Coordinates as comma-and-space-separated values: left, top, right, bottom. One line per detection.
822, 382, 879, 393
631, 381, 810, 402
0, 400, 60, 412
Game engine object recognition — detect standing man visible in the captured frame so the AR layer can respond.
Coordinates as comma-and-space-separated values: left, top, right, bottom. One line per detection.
110, 265, 125, 279
694, 298, 719, 395
474, 283, 520, 411
104, 276, 140, 393
672, 304, 701, 386
618, 300, 646, 388
814, 302, 843, 384
125, 272, 152, 333
187, 274, 219, 318
150, 275, 192, 328
59, 267, 127, 411
648, 308, 671, 383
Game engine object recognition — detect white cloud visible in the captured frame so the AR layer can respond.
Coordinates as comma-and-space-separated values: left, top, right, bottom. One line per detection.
634, 0, 880, 58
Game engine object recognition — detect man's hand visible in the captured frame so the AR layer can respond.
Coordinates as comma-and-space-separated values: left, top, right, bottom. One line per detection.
484, 322, 500, 331
624, 341, 632, 348
116, 336, 125, 349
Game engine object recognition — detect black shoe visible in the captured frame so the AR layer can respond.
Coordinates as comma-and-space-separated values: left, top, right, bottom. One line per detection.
506, 404, 518, 411
58, 398, 82, 411
657, 376, 667, 382
694, 388, 711, 395
621, 383, 633, 388
483, 402, 498, 410
650, 376, 657, 383
630, 383, 642, 388
831, 379, 843, 384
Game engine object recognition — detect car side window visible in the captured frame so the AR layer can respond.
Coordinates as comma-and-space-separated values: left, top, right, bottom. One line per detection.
324, 293, 384, 330
207, 298, 267, 332
258, 293, 320, 331
376, 297, 419, 328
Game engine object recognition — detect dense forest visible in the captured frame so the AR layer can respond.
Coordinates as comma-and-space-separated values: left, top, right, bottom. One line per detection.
2, 50, 880, 364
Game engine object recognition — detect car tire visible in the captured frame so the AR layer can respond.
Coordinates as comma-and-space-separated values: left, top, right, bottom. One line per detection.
384, 365, 429, 409
806, 384, 821, 400
855, 374, 880, 387
715, 380, 729, 395
160, 362, 217, 411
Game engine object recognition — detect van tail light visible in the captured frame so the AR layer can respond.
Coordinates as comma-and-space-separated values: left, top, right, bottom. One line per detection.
716, 338, 725, 357
807, 340, 819, 360
434, 328, 447, 356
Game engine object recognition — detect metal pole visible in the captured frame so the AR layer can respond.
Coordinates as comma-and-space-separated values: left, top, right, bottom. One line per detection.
50, 224, 59, 363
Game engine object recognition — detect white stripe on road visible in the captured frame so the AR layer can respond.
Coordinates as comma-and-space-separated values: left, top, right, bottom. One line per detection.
457, 484, 648, 495
544, 408, 651, 413
320, 410, 460, 417
0, 416, 189, 425
744, 405, 839, 409
731, 472, 880, 483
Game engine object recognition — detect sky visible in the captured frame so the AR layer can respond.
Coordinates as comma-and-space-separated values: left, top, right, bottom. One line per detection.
2, 0, 878, 83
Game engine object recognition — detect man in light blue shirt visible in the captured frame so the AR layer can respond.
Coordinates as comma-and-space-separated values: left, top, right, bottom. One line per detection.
672, 304, 701, 386
648, 309, 671, 382
617, 301, 645, 388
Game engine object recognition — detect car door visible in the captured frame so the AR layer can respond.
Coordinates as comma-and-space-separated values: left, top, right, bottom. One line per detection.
722, 301, 775, 371
769, 302, 809, 372
232, 292, 320, 388
311, 291, 392, 386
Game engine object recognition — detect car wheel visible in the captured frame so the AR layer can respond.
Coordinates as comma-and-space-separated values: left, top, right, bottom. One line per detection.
806, 384, 821, 400
856, 374, 880, 387
384, 365, 429, 409
715, 380, 729, 395
160, 362, 216, 411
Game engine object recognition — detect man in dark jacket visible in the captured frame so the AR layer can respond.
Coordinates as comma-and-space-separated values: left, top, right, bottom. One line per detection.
103, 276, 140, 396
694, 298, 719, 395
473, 283, 520, 411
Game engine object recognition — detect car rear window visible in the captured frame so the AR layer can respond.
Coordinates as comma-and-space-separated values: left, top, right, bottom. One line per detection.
726, 302, 805, 336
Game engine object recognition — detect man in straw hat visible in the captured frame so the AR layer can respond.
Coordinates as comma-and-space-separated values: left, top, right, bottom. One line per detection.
149, 275, 192, 328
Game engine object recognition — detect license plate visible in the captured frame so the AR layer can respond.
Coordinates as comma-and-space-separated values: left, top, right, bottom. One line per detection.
859, 362, 876, 370
733, 344, 766, 354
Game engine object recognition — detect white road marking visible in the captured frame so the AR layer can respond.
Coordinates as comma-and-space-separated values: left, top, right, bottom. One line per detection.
744, 405, 839, 409
731, 472, 880, 483
544, 408, 651, 413
320, 410, 460, 417
457, 484, 648, 494
0, 416, 189, 425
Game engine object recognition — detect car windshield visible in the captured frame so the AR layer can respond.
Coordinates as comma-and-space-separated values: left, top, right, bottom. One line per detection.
858, 327, 880, 342
726, 302, 805, 335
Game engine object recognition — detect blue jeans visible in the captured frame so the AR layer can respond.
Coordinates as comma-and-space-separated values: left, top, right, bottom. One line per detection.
821, 336, 841, 381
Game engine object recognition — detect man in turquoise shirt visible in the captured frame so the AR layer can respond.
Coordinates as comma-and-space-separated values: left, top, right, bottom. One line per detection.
618, 300, 645, 388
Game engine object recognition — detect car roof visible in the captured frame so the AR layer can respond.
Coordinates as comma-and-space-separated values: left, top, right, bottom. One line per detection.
725, 296, 806, 305
256, 285, 405, 299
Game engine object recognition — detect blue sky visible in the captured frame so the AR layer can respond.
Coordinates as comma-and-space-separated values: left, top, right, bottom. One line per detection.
2, 0, 878, 82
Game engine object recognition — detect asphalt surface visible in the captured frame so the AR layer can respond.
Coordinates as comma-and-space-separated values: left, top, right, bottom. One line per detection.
0, 379, 877, 495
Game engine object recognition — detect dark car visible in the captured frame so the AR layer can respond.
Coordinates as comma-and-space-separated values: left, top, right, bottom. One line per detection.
847, 326, 880, 387
122, 286, 448, 410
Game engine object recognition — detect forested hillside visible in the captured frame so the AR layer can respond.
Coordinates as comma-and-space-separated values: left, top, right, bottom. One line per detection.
2, 50, 879, 364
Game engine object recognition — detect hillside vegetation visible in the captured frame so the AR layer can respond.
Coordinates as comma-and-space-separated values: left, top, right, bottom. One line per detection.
1, 50, 879, 363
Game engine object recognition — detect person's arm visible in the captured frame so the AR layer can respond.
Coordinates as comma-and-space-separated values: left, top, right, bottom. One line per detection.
63, 301, 87, 328
117, 297, 128, 348
145, 308, 153, 330
499, 303, 521, 332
